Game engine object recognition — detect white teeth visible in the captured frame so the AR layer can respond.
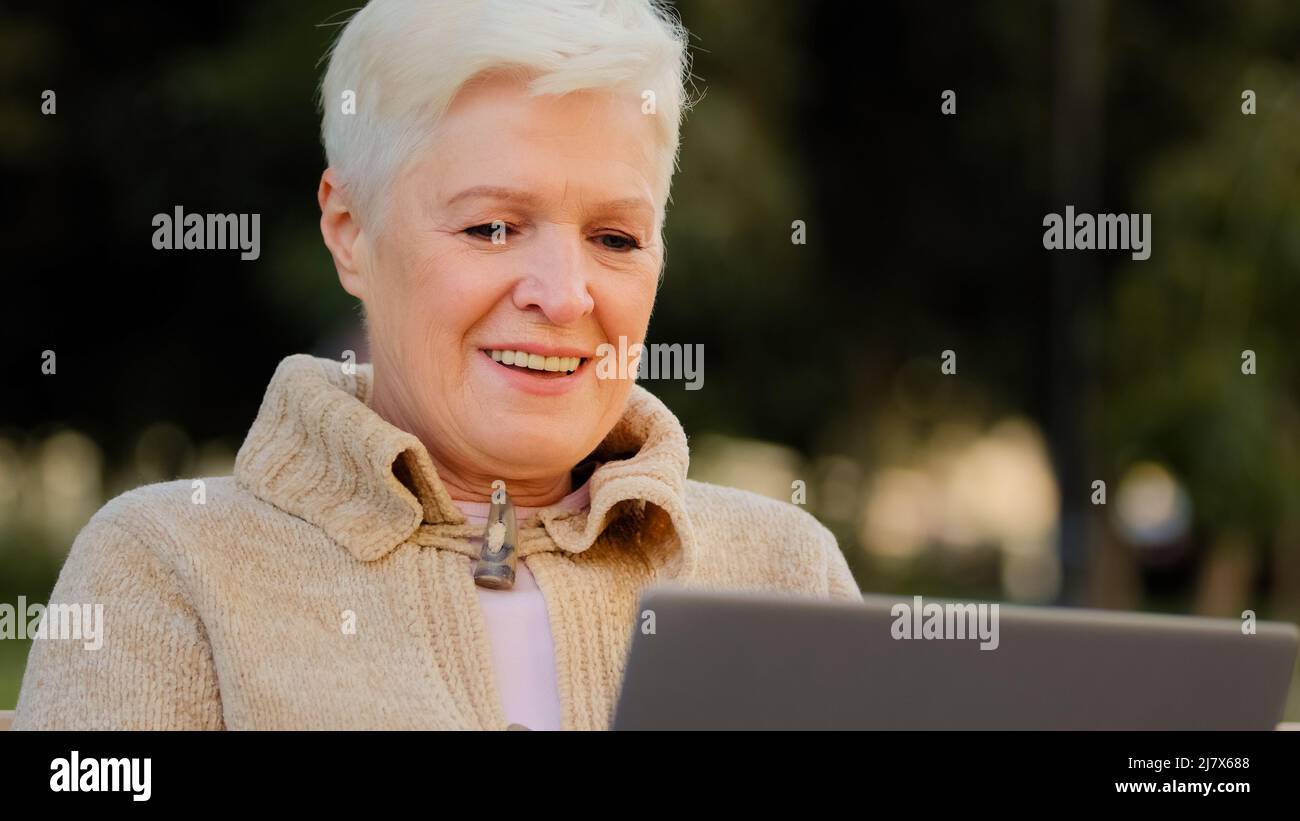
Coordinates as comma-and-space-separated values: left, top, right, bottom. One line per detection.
485, 350, 584, 373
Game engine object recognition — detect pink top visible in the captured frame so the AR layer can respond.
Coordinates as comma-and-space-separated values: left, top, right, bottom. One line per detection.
451, 477, 593, 731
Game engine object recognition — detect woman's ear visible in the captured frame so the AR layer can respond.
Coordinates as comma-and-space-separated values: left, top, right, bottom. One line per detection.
318, 168, 369, 300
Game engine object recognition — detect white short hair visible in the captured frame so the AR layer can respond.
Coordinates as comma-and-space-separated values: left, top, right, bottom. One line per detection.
319, 0, 692, 228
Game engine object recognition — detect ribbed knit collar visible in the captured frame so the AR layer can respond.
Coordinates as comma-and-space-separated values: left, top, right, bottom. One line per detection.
233, 354, 697, 572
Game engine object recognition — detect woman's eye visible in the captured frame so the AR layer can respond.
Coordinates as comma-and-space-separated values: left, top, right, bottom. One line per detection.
596, 233, 640, 252
465, 223, 510, 241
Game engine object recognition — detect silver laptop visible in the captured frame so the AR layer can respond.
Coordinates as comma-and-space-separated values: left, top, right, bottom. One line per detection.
611, 586, 1299, 730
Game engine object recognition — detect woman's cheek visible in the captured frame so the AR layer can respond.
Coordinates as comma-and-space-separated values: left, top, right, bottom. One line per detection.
600, 274, 657, 328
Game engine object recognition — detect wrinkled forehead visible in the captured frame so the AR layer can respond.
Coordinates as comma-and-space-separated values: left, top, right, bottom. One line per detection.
412, 74, 667, 222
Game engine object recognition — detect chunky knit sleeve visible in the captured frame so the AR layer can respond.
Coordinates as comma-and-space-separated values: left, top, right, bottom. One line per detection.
12, 504, 224, 730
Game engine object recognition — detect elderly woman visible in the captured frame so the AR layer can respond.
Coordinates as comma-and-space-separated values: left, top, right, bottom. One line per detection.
14, 0, 859, 731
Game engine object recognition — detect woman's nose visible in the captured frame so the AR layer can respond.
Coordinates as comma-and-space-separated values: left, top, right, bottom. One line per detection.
511, 228, 596, 325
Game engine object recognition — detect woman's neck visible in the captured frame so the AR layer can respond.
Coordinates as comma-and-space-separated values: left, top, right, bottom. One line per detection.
434, 464, 573, 507
369, 369, 575, 507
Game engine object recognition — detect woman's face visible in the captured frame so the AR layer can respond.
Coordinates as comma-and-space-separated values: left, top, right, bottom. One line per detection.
338, 73, 664, 497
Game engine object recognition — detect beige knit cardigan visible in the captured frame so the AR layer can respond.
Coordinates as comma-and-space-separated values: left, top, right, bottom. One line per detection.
14, 354, 861, 730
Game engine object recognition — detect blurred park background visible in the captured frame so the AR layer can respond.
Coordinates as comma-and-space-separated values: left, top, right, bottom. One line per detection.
2, 0, 1299, 717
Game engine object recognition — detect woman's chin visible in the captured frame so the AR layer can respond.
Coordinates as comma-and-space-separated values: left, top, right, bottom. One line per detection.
471, 421, 594, 478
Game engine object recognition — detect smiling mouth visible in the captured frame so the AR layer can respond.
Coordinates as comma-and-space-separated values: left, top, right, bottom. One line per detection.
483, 349, 587, 376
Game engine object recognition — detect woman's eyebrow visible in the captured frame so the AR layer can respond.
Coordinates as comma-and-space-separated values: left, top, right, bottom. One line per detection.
445, 185, 542, 207
589, 197, 655, 220
446, 185, 653, 220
